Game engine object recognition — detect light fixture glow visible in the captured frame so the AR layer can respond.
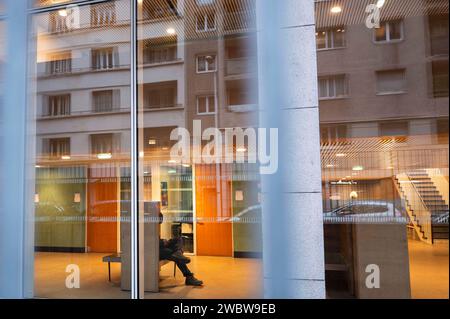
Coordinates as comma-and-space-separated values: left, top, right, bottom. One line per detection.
352, 165, 364, 171
148, 139, 157, 145
330, 6, 342, 14
336, 153, 347, 157
58, 9, 68, 17
236, 147, 247, 153
61, 155, 71, 160
166, 28, 176, 35
97, 153, 112, 160
376, 0, 386, 8
326, 164, 335, 168
168, 169, 177, 174
168, 159, 177, 164
34, 194, 40, 203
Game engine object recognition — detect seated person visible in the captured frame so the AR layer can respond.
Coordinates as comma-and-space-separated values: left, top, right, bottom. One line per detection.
159, 213, 203, 286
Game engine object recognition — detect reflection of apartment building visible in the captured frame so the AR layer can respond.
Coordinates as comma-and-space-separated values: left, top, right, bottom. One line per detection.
32, 0, 262, 258
315, 0, 449, 298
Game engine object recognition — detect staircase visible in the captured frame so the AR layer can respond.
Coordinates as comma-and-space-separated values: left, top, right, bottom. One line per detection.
407, 169, 449, 242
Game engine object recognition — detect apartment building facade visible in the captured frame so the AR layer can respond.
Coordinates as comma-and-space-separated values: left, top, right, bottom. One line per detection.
0, 0, 448, 299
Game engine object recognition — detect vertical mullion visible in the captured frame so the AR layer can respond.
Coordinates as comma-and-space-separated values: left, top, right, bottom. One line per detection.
130, 0, 141, 300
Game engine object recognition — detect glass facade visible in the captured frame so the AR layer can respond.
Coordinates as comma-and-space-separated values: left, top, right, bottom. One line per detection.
0, 0, 448, 299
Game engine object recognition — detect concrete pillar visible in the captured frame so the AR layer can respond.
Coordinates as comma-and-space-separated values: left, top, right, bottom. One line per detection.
0, 0, 33, 298
257, 0, 326, 298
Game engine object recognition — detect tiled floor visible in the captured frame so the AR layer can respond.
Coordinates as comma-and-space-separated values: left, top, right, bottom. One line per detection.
408, 239, 449, 299
34, 239, 449, 299
34, 253, 263, 299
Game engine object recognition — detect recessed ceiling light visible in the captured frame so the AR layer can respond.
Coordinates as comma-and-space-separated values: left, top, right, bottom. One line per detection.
236, 147, 247, 152
352, 165, 364, 171
166, 28, 176, 35
376, 0, 386, 8
148, 139, 157, 145
58, 9, 67, 17
61, 155, 71, 160
330, 6, 342, 14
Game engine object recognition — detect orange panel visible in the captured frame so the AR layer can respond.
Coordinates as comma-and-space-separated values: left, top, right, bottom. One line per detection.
195, 164, 233, 257
87, 168, 118, 253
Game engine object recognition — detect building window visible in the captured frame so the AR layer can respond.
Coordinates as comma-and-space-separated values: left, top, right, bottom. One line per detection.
376, 69, 406, 95
141, 0, 178, 20
197, 55, 216, 73
46, 94, 70, 116
318, 75, 348, 99
316, 27, 346, 50
90, 133, 116, 157
143, 37, 177, 64
320, 125, 348, 144
46, 52, 71, 75
44, 138, 70, 159
92, 47, 117, 70
48, 11, 69, 33
144, 82, 177, 109
196, 12, 216, 32
197, 95, 215, 114
90, 2, 116, 27
429, 15, 449, 56
93, 90, 120, 112
374, 20, 404, 43
379, 121, 409, 143
436, 118, 449, 144
432, 60, 449, 98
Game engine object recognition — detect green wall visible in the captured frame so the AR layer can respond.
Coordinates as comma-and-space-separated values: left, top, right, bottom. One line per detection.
35, 167, 86, 250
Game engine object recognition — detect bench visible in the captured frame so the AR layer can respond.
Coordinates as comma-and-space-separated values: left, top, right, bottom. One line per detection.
102, 253, 176, 282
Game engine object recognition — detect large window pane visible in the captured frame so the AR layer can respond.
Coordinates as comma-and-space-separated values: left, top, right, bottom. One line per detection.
28, 0, 131, 298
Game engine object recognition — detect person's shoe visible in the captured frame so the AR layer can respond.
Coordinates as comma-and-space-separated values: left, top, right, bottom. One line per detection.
171, 251, 191, 264
185, 275, 203, 286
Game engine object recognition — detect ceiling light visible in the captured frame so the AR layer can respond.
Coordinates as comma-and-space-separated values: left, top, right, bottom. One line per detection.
352, 165, 364, 171
236, 147, 247, 152
166, 28, 176, 35
168, 159, 177, 164
376, 0, 386, 8
330, 6, 342, 14
148, 139, 157, 145
168, 169, 177, 174
58, 9, 68, 17
182, 164, 190, 168
336, 153, 347, 157
139, 151, 145, 158
326, 164, 335, 168
97, 153, 112, 160
61, 155, 71, 160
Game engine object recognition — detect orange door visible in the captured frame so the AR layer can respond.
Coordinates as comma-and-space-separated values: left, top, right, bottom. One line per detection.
87, 169, 118, 253
195, 165, 232, 257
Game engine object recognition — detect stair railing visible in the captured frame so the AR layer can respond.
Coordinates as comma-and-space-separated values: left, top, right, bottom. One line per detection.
395, 173, 432, 244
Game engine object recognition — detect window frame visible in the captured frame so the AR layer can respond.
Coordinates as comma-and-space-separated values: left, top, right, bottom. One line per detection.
373, 20, 404, 44
196, 94, 216, 115
195, 12, 217, 32
196, 54, 217, 73
318, 74, 349, 100
316, 27, 346, 51
375, 69, 407, 95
